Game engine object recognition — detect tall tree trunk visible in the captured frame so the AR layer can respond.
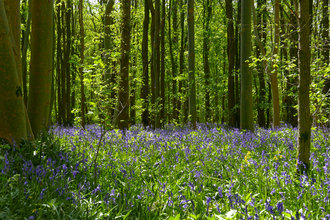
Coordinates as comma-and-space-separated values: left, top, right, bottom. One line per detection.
288, 0, 298, 127
188, 0, 196, 129
0, 0, 30, 145
79, 0, 85, 129
297, 0, 311, 174
61, 2, 67, 124
66, 0, 72, 125
226, 0, 235, 127
168, 0, 177, 122
235, 0, 241, 127
28, 0, 53, 137
153, 0, 160, 128
270, 0, 280, 128
240, 0, 253, 132
160, 0, 166, 126
178, 0, 185, 122
56, 1, 62, 124
117, 0, 131, 129
204, 0, 211, 122
149, 0, 155, 126
141, 0, 150, 127
104, 0, 115, 127
130, 0, 138, 125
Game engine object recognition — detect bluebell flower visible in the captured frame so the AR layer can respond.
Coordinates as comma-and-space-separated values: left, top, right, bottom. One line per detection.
218, 186, 223, 198
276, 202, 284, 215
39, 188, 46, 200
188, 182, 195, 192
206, 197, 211, 216
92, 185, 101, 195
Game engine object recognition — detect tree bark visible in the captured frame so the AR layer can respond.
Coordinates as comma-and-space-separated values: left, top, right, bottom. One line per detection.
204, 0, 211, 122
79, 0, 85, 129
240, 0, 254, 132
66, 0, 72, 124
226, 0, 235, 127
27, 0, 53, 137
153, 0, 160, 128
188, 0, 196, 129
0, 0, 29, 145
297, 0, 311, 174
178, 0, 185, 123
270, 0, 281, 128
141, 0, 150, 127
117, 0, 131, 129
160, 0, 166, 126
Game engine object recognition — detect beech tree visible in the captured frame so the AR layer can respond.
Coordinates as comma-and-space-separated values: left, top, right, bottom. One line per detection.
27, 0, 53, 138
226, 0, 235, 127
79, 0, 86, 129
188, 0, 196, 129
116, 0, 131, 129
240, 0, 253, 132
297, 0, 311, 174
141, 0, 150, 127
0, 0, 31, 145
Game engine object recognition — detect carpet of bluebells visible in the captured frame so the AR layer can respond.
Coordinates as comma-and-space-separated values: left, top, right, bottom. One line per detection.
1, 123, 330, 219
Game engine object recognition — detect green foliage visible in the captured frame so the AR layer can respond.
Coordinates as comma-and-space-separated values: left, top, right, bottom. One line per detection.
1, 124, 330, 219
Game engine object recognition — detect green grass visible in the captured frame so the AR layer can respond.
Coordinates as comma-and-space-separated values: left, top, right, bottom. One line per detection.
0, 123, 329, 219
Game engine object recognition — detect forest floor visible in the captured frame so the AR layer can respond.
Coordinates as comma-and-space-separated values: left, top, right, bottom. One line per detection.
0, 123, 330, 219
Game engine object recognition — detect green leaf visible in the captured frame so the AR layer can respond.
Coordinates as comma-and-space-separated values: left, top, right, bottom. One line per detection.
168, 214, 181, 220
123, 210, 132, 220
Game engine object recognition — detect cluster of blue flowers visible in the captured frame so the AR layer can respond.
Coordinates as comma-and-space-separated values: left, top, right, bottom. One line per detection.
1, 123, 330, 219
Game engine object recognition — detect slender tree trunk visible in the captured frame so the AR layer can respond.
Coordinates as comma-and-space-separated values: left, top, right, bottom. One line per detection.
71, 6, 76, 121
117, 0, 131, 129
130, 0, 138, 125
289, 0, 298, 127
153, 0, 160, 128
240, 0, 254, 132
188, 0, 196, 129
270, 0, 281, 128
28, 0, 53, 137
178, 0, 185, 123
168, 0, 178, 122
79, 0, 85, 129
204, 0, 211, 122
235, 0, 241, 127
226, 0, 235, 127
297, 0, 311, 174
104, 0, 115, 126
61, 2, 67, 124
56, 1, 62, 124
160, 0, 165, 126
149, 0, 155, 126
142, 0, 150, 127
280, 4, 289, 125
66, 0, 72, 125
